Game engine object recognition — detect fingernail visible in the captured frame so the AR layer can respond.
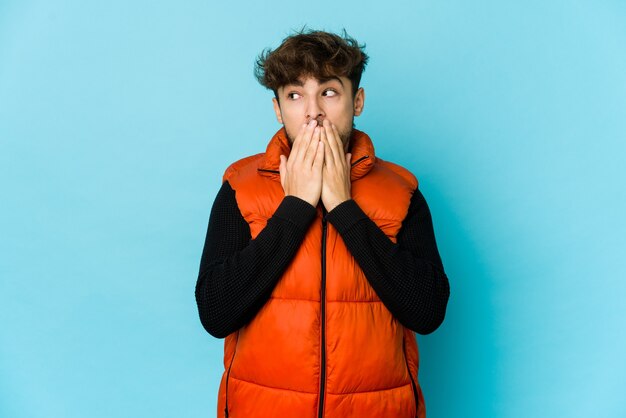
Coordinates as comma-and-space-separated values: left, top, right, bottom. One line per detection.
308, 120, 316, 126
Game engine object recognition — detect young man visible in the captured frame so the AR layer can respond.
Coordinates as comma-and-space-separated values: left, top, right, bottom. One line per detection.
195, 29, 450, 418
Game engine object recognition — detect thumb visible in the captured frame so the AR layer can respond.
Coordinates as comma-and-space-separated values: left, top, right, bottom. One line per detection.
346, 153, 352, 166
279, 155, 286, 186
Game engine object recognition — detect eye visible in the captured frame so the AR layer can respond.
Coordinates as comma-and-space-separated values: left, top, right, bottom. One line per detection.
287, 92, 301, 100
323, 89, 338, 97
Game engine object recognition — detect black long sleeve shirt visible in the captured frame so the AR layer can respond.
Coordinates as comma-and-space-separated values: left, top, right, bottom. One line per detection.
195, 180, 450, 339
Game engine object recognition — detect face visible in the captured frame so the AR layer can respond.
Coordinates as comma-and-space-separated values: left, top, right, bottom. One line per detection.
272, 75, 365, 152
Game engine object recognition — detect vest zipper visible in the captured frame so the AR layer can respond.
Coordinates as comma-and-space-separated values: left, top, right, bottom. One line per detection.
318, 206, 328, 418
224, 335, 239, 418
316, 157, 366, 418
402, 337, 419, 417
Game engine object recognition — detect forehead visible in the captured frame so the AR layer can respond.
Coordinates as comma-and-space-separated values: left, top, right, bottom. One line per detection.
282, 75, 346, 89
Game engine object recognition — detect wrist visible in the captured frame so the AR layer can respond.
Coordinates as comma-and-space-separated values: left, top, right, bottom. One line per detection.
325, 199, 369, 234
326, 197, 350, 212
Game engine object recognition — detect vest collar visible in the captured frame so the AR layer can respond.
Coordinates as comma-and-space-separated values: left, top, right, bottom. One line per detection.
257, 126, 375, 181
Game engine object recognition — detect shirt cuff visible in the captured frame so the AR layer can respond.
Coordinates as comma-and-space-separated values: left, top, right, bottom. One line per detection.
325, 199, 369, 235
273, 195, 318, 230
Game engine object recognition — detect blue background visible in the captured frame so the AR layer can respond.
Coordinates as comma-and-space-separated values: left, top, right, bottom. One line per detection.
1, 1, 625, 417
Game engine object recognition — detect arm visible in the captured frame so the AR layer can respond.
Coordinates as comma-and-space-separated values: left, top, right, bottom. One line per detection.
194, 180, 317, 338
325, 188, 450, 335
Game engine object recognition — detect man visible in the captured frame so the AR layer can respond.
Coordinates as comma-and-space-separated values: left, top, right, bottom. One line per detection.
195, 28, 450, 418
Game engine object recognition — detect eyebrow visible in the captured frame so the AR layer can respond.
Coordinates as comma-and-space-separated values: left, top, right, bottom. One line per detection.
285, 76, 344, 88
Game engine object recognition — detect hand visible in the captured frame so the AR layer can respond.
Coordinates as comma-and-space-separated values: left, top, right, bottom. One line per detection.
320, 119, 352, 212
279, 120, 325, 207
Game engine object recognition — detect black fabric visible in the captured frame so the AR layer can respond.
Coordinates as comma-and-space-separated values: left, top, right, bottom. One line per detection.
325, 195, 450, 334
195, 180, 450, 338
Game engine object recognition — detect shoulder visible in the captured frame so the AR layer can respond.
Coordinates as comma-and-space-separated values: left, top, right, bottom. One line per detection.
222, 153, 265, 183
375, 157, 419, 190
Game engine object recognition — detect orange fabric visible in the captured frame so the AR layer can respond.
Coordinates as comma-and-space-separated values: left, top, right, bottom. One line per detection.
217, 127, 425, 418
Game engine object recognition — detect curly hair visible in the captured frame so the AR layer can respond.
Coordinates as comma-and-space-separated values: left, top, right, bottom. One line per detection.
254, 27, 369, 103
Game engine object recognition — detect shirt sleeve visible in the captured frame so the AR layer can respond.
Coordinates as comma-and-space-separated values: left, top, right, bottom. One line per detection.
194, 180, 317, 339
325, 188, 451, 335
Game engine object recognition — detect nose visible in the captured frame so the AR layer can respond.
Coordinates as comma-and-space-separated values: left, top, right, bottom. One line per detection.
305, 96, 325, 126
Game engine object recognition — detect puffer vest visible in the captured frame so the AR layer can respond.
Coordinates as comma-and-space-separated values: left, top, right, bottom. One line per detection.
216, 127, 426, 418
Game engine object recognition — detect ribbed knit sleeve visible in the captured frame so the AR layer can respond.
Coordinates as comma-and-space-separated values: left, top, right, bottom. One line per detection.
195, 180, 317, 339
325, 189, 450, 335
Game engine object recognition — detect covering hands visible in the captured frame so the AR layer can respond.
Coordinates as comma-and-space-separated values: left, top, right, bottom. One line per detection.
279, 118, 351, 211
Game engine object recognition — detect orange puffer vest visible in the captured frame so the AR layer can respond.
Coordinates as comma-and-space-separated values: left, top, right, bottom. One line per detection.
216, 127, 425, 418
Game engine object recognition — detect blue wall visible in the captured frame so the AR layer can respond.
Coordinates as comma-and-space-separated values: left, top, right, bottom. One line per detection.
1, 1, 625, 417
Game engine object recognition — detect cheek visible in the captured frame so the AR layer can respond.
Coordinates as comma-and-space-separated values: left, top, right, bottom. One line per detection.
329, 112, 352, 130
334, 102, 354, 122
281, 106, 304, 124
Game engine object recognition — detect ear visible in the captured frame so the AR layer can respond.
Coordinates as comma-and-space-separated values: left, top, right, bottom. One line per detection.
353, 87, 365, 116
272, 97, 283, 124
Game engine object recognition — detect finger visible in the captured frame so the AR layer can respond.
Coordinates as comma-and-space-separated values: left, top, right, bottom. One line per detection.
346, 153, 352, 167
294, 120, 317, 163
331, 122, 344, 150
313, 140, 324, 171
320, 124, 334, 166
303, 126, 321, 167
324, 120, 342, 165
288, 123, 308, 165
331, 122, 348, 164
